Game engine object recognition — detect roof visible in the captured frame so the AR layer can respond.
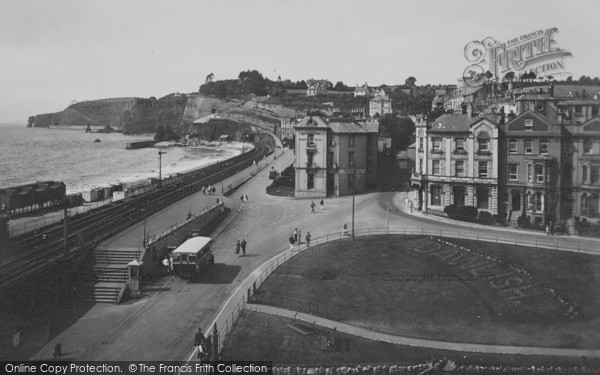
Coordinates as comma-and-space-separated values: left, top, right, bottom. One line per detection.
172, 236, 212, 254
428, 114, 498, 133
295, 115, 329, 129
328, 121, 367, 133
364, 121, 379, 133
515, 94, 554, 101
557, 100, 600, 105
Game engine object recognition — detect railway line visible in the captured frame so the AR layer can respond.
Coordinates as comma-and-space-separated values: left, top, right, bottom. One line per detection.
0, 142, 273, 289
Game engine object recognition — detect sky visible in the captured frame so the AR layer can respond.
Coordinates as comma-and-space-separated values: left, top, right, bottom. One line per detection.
1, 0, 600, 123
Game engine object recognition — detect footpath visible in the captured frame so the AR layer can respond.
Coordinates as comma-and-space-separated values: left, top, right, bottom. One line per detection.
248, 304, 600, 358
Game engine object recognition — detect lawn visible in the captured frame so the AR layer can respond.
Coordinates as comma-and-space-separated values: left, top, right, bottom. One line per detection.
252, 235, 600, 349
220, 310, 600, 368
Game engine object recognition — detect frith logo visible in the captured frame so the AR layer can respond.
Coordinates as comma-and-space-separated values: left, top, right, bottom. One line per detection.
463, 27, 572, 87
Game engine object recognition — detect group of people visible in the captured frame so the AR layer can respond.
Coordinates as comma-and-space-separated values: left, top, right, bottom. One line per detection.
235, 238, 248, 256
194, 328, 210, 361
310, 199, 325, 213
162, 254, 174, 273
288, 228, 311, 249
202, 185, 216, 195
240, 194, 249, 203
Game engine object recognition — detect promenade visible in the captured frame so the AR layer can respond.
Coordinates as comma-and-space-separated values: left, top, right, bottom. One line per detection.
30, 149, 600, 361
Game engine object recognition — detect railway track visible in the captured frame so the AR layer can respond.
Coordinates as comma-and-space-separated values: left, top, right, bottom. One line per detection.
0, 142, 273, 289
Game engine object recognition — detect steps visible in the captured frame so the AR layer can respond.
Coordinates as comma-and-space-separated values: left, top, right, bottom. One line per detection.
71, 247, 140, 304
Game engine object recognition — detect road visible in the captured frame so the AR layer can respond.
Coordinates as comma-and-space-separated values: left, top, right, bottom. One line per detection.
31, 148, 600, 360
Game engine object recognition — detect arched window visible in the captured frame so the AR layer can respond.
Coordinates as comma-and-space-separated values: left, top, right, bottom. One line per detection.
478, 132, 490, 152
582, 165, 588, 184
535, 192, 544, 212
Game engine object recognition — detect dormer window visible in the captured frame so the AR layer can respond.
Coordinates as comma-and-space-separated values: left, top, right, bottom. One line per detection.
477, 132, 490, 152
524, 119, 533, 131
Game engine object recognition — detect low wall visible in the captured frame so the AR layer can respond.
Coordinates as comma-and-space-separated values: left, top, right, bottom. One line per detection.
140, 202, 226, 277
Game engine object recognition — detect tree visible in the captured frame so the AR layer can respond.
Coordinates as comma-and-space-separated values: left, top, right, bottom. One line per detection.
405, 76, 417, 86
154, 124, 165, 141
238, 69, 267, 95
334, 81, 347, 91
205, 73, 214, 84
566, 76, 573, 82
27, 116, 35, 127
379, 114, 416, 151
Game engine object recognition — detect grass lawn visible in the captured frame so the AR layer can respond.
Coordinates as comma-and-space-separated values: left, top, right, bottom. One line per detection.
221, 310, 600, 367
253, 235, 600, 349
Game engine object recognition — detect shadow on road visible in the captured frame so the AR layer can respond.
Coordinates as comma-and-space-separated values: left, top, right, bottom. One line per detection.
190, 263, 241, 284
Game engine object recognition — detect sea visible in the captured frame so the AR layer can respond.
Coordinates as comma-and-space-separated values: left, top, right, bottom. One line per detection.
0, 126, 240, 194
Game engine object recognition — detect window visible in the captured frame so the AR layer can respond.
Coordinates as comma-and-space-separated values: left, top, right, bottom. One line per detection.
508, 164, 518, 181
508, 138, 517, 154
349, 135, 355, 147
535, 164, 544, 183
418, 138, 423, 152
593, 167, 600, 184
477, 186, 489, 209
455, 138, 466, 152
478, 133, 490, 152
307, 153, 314, 166
584, 139, 593, 154
581, 194, 590, 216
348, 151, 355, 167
307, 133, 315, 146
478, 161, 488, 178
525, 139, 533, 154
456, 160, 465, 176
535, 192, 544, 212
575, 105, 582, 115
431, 185, 443, 206
582, 165, 589, 183
524, 119, 533, 131
432, 160, 441, 175
593, 105, 599, 116
307, 173, 314, 189
527, 164, 533, 182
432, 138, 442, 152
535, 101, 544, 112
540, 139, 548, 154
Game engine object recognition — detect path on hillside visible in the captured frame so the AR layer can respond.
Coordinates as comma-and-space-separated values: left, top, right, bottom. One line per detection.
248, 304, 600, 358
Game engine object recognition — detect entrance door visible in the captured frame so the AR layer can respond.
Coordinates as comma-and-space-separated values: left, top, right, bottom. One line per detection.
453, 186, 466, 206
511, 189, 521, 211
327, 173, 334, 196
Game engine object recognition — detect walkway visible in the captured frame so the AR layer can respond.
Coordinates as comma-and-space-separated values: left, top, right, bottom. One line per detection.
248, 304, 600, 358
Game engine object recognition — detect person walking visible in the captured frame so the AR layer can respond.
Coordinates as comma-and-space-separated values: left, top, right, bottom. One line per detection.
343, 223, 349, 236
241, 238, 247, 256
194, 328, 206, 359
310, 201, 316, 213
169, 254, 174, 272
305, 231, 311, 247
162, 256, 170, 273
187, 211, 192, 220
235, 240, 241, 256
288, 234, 295, 250
294, 228, 299, 244
320, 199, 324, 210
240, 195, 244, 203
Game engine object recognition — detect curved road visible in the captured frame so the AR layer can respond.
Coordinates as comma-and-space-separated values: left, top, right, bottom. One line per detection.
32, 148, 600, 361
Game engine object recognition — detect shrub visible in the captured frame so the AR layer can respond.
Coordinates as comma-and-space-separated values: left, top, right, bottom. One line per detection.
444, 204, 458, 219
517, 215, 530, 228
492, 214, 506, 225
456, 205, 478, 222
478, 211, 494, 225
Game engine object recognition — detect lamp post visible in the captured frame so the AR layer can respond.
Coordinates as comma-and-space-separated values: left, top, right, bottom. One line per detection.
158, 151, 167, 188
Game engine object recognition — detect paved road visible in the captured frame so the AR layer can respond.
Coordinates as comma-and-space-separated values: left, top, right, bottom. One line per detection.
31, 148, 600, 360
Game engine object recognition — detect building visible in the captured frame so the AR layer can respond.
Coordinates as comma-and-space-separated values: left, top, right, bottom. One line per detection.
306, 80, 330, 96
369, 90, 393, 118
502, 110, 562, 227
274, 117, 297, 141
294, 115, 378, 198
411, 112, 500, 215
354, 83, 370, 98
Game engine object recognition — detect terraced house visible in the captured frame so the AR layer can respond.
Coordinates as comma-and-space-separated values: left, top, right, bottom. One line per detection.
411, 110, 500, 215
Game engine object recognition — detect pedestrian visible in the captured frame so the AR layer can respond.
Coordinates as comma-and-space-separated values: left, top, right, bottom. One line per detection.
546, 224, 550, 236
241, 238, 247, 256
343, 223, 348, 236
305, 231, 311, 247
289, 234, 295, 250
320, 199, 324, 210
244, 194, 248, 202
169, 254, 174, 272
212, 186, 216, 194
187, 211, 192, 220
194, 328, 206, 359
41, 232, 47, 241
294, 228, 299, 243
202, 186, 206, 195
235, 240, 241, 255
310, 201, 316, 213
162, 256, 170, 273
207, 185, 211, 194
240, 195, 244, 203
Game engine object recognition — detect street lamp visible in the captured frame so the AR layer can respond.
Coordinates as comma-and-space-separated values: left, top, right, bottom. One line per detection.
158, 151, 167, 188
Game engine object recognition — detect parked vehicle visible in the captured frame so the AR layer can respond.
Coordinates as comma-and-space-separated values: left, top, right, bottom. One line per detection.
171, 236, 214, 277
